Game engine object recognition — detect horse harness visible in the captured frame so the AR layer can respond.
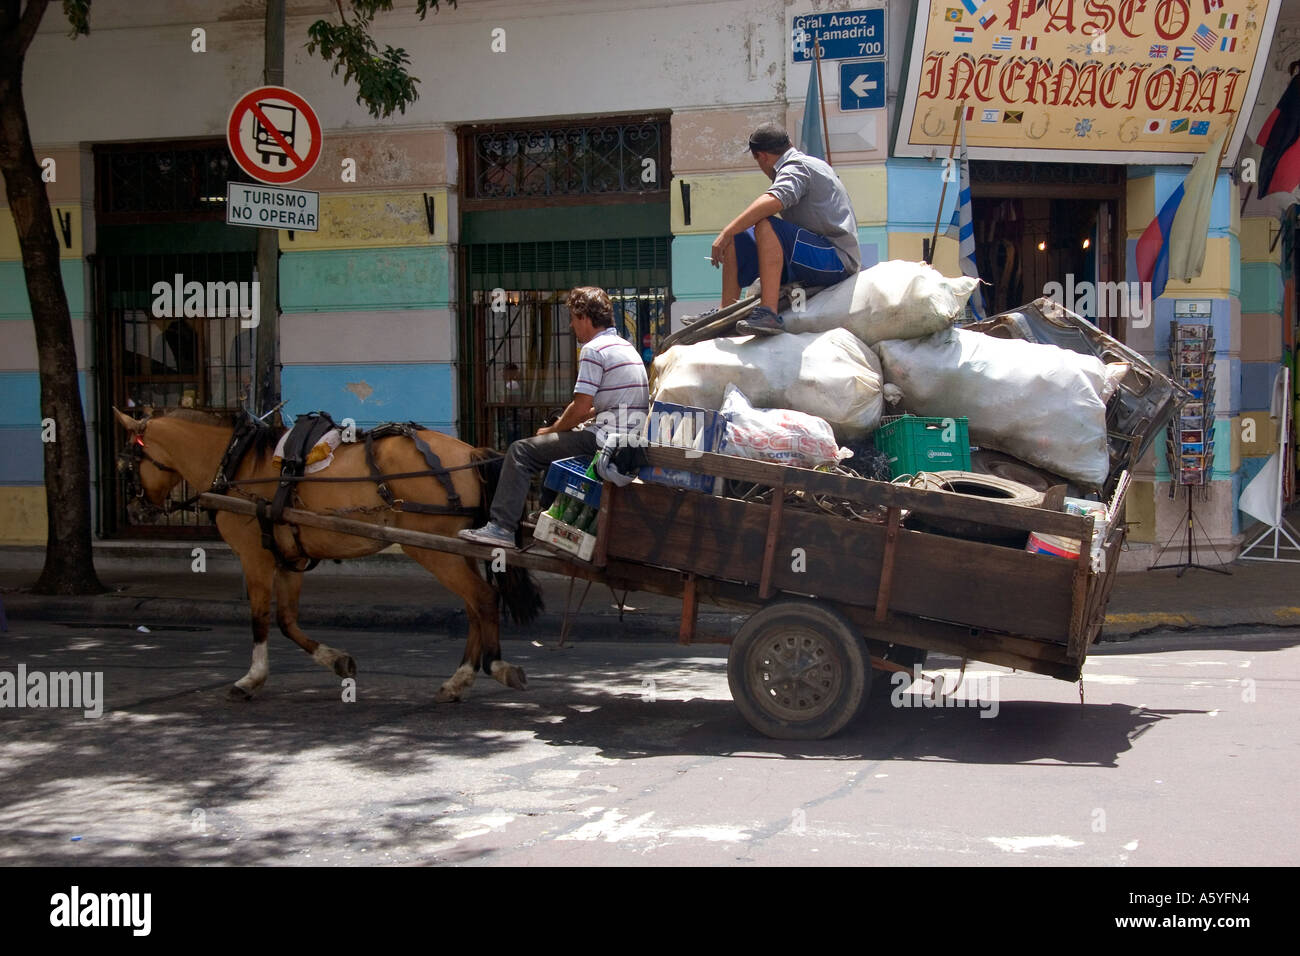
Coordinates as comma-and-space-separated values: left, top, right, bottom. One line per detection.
128, 411, 487, 574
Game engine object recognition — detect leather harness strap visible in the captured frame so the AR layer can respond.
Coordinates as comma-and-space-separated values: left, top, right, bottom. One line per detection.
363, 422, 475, 517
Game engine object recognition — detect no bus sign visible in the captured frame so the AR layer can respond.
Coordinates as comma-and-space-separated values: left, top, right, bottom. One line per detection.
226, 86, 322, 185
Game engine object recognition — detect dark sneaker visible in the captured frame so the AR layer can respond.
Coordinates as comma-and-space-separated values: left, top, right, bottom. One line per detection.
458, 522, 517, 548
681, 307, 719, 327
735, 305, 785, 336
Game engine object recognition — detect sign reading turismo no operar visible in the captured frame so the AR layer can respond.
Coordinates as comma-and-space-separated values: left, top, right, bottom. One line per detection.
225, 183, 319, 231
225, 85, 322, 231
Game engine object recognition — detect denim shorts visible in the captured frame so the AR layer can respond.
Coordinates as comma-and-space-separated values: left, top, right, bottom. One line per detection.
733, 216, 853, 287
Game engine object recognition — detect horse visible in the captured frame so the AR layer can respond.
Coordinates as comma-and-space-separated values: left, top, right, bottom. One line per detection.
112, 407, 542, 704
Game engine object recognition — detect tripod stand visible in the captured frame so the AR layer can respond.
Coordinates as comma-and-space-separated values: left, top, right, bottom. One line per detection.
1149, 484, 1232, 577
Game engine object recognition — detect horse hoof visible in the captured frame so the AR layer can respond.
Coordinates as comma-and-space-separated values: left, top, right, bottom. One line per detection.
227, 684, 254, 702
505, 665, 528, 691
435, 686, 460, 704
333, 655, 357, 679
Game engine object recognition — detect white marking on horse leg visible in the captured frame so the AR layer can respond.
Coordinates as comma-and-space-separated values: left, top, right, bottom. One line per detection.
312, 643, 356, 678
489, 659, 528, 691
234, 642, 269, 694
436, 664, 477, 703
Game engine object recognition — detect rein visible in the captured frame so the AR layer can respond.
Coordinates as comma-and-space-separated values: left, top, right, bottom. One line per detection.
126, 414, 505, 570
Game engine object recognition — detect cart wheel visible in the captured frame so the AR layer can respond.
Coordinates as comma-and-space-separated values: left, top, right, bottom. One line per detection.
728, 600, 868, 740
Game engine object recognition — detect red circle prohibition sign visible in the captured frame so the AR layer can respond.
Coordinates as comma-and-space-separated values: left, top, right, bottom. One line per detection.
226, 86, 323, 185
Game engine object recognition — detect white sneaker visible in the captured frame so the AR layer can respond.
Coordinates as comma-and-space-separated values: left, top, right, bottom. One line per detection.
458, 522, 517, 548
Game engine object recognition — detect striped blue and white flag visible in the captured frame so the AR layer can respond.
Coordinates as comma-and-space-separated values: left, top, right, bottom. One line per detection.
945, 115, 986, 321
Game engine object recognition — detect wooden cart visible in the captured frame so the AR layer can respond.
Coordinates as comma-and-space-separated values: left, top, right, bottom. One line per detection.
201, 444, 1128, 740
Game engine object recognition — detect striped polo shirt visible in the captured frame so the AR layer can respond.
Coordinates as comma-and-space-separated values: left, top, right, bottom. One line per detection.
575, 326, 649, 444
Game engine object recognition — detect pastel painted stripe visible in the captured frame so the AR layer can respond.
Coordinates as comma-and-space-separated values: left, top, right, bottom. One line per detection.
0, 260, 86, 320
280, 245, 451, 313
281, 362, 455, 430
0, 426, 45, 483
0, 371, 90, 426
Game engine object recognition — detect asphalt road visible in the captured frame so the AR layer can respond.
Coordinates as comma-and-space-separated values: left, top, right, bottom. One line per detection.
0, 620, 1295, 866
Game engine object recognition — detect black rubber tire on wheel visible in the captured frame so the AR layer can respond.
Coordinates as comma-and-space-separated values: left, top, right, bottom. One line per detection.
728, 599, 869, 740
906, 469, 1044, 542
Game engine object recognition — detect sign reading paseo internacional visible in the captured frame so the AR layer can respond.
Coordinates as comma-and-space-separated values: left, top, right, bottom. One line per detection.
894, 0, 1283, 164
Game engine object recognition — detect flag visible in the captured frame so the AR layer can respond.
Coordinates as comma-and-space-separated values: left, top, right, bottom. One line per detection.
1203, 0, 1223, 11
1002, 110, 1023, 123
800, 60, 826, 161
1144, 118, 1168, 134
1220, 36, 1237, 52
946, 8, 963, 22
1149, 44, 1168, 57
1175, 46, 1195, 61
1170, 117, 1190, 134
1219, 12, 1238, 29
1190, 120, 1210, 135
1021, 37, 1037, 50
979, 12, 998, 28
1193, 24, 1217, 50
981, 108, 1000, 122
1257, 74, 1300, 197
945, 116, 986, 322
961, 0, 981, 12
1135, 130, 1227, 300
992, 35, 1012, 50
954, 25, 974, 42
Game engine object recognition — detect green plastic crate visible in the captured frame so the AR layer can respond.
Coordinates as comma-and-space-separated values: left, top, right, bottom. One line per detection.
873, 414, 971, 478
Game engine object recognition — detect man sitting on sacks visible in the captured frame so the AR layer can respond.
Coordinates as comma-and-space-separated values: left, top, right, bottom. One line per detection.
459, 286, 649, 549
706, 123, 861, 335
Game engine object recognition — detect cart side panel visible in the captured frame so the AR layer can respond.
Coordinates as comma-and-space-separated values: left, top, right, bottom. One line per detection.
607, 483, 1077, 641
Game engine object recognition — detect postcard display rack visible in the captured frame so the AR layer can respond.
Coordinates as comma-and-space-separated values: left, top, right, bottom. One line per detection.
1150, 322, 1230, 574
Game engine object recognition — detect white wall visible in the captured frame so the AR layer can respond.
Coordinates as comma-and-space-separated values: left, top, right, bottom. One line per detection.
24, 0, 812, 144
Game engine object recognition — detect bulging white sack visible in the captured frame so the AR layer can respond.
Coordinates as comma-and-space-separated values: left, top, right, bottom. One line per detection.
651, 327, 884, 440
875, 328, 1111, 488
778, 260, 980, 345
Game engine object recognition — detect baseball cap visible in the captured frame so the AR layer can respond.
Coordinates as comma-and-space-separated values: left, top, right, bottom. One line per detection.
748, 123, 792, 154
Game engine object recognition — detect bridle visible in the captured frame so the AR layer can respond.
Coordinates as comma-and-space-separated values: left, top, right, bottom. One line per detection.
117, 419, 185, 511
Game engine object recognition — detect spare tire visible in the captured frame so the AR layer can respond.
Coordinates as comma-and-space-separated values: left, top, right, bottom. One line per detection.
970, 449, 1065, 494
904, 470, 1043, 542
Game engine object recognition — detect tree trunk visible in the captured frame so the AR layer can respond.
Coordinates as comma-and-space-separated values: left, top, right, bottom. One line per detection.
0, 42, 104, 593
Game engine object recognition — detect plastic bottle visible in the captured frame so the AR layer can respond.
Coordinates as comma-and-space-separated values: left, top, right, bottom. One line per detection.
560, 494, 584, 525
573, 505, 597, 533
546, 494, 569, 520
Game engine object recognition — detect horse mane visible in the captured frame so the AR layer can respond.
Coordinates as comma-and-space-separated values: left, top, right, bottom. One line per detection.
158, 407, 284, 458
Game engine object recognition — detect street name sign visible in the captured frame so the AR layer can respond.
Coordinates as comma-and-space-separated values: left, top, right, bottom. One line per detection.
793, 9, 885, 62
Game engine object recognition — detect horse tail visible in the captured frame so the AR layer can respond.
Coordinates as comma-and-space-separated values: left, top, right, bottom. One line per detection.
470, 446, 545, 626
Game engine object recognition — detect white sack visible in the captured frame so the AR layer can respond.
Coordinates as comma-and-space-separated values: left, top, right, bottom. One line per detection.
719, 384, 849, 468
876, 328, 1111, 488
778, 260, 980, 345
651, 327, 884, 440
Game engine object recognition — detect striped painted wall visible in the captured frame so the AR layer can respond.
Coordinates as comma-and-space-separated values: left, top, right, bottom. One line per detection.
0, 147, 93, 542
1122, 165, 1250, 557
275, 129, 458, 436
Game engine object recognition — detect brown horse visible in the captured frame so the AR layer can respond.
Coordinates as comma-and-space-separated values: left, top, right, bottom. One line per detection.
112, 408, 541, 703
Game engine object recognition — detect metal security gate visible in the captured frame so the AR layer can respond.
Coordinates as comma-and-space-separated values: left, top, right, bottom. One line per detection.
457, 237, 670, 448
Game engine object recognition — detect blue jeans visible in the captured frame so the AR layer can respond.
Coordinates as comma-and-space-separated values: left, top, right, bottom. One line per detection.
490, 428, 600, 532
733, 216, 853, 288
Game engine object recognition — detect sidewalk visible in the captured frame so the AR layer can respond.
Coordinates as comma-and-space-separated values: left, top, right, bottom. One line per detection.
2, 536, 1299, 641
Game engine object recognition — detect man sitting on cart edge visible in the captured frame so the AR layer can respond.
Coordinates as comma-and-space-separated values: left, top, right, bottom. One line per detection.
459, 286, 650, 549
704, 123, 861, 335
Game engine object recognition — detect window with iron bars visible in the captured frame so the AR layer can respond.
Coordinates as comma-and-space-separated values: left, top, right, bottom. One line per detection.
94, 140, 255, 224
463, 118, 668, 202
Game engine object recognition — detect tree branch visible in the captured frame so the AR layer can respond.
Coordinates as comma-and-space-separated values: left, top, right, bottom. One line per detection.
16, 0, 50, 55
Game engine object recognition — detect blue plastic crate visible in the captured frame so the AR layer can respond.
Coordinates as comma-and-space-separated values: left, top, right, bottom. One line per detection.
543, 457, 601, 508
638, 401, 725, 494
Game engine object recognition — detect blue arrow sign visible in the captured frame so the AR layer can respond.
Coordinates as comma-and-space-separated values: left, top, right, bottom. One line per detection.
793, 9, 885, 62
839, 60, 886, 111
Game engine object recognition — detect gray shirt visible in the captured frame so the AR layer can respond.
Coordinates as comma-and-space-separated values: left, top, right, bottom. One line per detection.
765, 147, 861, 273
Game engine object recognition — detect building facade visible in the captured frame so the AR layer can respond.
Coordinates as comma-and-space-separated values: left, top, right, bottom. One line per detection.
2, 0, 1297, 569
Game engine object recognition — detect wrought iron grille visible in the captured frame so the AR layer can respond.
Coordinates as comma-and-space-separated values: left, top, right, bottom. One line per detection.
95, 142, 255, 224
466, 121, 667, 200
458, 238, 669, 450
95, 251, 258, 536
